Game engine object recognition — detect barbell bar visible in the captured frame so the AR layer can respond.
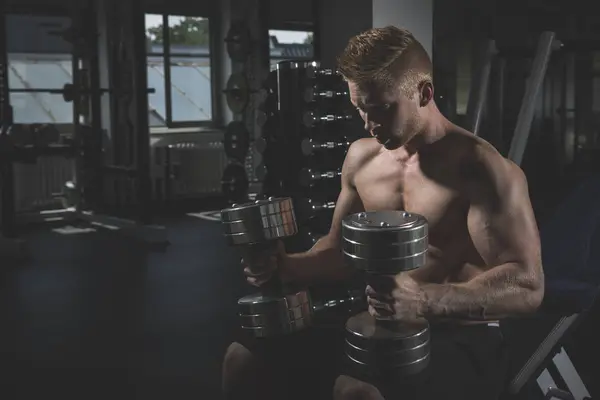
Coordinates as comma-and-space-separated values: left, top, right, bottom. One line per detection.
9, 83, 156, 103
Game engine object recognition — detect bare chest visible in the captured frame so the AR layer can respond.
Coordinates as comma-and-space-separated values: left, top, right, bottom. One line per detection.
353, 159, 466, 238
352, 154, 486, 285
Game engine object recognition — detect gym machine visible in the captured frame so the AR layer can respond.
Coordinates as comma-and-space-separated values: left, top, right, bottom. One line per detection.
487, 31, 596, 400
0, 2, 167, 256
501, 174, 600, 400
220, 18, 270, 204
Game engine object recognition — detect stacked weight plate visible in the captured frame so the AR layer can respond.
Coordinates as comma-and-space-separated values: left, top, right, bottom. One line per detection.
221, 197, 312, 337
221, 197, 297, 246
341, 211, 431, 378
237, 290, 313, 337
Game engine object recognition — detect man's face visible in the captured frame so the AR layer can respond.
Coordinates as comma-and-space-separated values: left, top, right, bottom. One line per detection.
348, 80, 422, 150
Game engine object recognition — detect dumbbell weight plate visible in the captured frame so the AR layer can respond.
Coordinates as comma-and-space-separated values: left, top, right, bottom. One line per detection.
225, 223, 298, 245
241, 317, 311, 337
237, 290, 310, 315
342, 252, 428, 274
238, 290, 312, 337
344, 338, 430, 366
341, 236, 428, 259
345, 311, 430, 348
239, 301, 312, 327
225, 73, 250, 113
345, 311, 431, 378
342, 211, 428, 274
221, 197, 295, 223
222, 216, 296, 234
222, 205, 295, 231
342, 211, 428, 246
222, 198, 297, 245
346, 351, 431, 379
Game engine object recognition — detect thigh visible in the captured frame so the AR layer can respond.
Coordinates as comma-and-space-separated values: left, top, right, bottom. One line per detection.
238, 325, 345, 400
406, 325, 508, 400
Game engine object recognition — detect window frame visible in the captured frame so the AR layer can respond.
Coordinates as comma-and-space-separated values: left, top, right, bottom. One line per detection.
4, 9, 77, 128
268, 27, 316, 66
147, 13, 218, 130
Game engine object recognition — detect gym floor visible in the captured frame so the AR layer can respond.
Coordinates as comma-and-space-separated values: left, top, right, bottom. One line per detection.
0, 180, 591, 400
0, 213, 248, 400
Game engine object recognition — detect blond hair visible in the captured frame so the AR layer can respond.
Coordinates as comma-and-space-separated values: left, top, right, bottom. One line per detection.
337, 26, 432, 97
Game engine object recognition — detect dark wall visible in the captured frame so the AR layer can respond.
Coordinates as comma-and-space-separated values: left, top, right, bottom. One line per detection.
5, 14, 73, 53
317, 0, 372, 68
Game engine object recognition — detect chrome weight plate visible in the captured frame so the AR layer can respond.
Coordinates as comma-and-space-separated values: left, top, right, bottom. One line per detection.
342, 211, 428, 274
237, 290, 310, 315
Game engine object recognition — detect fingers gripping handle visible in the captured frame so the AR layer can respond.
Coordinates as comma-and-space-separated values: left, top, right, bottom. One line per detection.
243, 241, 283, 293
365, 272, 397, 323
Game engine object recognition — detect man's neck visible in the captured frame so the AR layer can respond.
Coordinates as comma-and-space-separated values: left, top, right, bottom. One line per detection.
405, 112, 450, 155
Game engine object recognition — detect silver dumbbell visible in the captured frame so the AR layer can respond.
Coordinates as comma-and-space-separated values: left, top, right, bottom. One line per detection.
221, 197, 365, 338
342, 210, 431, 379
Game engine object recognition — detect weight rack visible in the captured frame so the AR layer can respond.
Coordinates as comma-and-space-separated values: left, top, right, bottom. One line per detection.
255, 60, 361, 252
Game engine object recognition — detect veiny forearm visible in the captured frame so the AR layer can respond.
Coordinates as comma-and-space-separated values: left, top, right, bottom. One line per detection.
419, 262, 544, 320
282, 236, 354, 286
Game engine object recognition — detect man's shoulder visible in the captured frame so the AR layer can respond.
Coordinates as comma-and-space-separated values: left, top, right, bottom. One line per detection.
345, 137, 380, 168
450, 130, 525, 194
348, 136, 380, 155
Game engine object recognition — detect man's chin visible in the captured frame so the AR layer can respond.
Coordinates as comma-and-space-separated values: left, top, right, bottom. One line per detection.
384, 143, 401, 150
378, 138, 401, 150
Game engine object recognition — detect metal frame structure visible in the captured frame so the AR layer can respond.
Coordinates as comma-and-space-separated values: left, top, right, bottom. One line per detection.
0, 1, 168, 257
500, 31, 594, 400
465, 39, 497, 136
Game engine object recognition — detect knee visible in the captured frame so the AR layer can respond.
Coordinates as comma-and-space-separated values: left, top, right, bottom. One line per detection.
333, 375, 384, 400
222, 342, 255, 378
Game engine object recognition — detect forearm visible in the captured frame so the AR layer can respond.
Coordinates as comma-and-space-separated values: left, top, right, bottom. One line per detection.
281, 236, 355, 286
419, 262, 544, 320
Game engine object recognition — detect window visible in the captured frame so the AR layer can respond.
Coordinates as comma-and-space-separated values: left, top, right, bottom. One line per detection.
6, 14, 74, 124
268, 29, 314, 70
145, 14, 213, 128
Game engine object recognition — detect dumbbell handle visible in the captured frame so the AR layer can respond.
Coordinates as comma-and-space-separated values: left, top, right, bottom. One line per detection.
306, 68, 337, 79
242, 241, 284, 294
299, 168, 341, 187
304, 87, 349, 103
298, 198, 336, 217
309, 200, 335, 212
301, 138, 350, 156
303, 111, 353, 128
312, 288, 365, 314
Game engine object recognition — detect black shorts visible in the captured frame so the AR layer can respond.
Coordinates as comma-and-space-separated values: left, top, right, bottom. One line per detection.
237, 322, 508, 400
371, 323, 509, 400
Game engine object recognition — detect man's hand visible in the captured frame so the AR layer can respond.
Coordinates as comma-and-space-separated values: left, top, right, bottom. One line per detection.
242, 241, 288, 287
365, 273, 425, 321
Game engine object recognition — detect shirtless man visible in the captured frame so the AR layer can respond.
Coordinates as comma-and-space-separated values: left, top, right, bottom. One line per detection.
222, 26, 544, 400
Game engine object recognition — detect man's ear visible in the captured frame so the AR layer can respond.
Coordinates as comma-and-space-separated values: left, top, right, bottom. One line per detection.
419, 81, 434, 107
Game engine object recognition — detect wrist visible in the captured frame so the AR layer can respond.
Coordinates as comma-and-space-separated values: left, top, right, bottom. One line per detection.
418, 283, 456, 319
278, 254, 296, 285
417, 286, 431, 318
